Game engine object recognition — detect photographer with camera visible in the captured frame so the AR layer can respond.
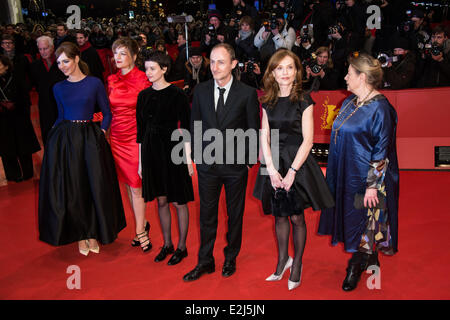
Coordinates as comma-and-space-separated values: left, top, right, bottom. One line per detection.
235, 16, 259, 62
292, 25, 315, 63
201, 10, 231, 57
254, 12, 296, 71
417, 25, 450, 88
381, 36, 416, 90
231, 0, 259, 21
303, 46, 339, 91
327, 22, 348, 88
402, 10, 431, 56
237, 57, 262, 89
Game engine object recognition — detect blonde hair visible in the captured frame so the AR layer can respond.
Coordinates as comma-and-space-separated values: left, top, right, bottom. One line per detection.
348, 52, 383, 89
260, 49, 304, 108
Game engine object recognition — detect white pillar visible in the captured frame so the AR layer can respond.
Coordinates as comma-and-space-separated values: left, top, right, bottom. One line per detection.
6, 0, 24, 24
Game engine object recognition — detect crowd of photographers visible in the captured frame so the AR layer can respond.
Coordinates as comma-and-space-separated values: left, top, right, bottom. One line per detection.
1, 0, 450, 95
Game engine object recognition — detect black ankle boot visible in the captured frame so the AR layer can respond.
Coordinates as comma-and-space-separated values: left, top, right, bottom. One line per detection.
342, 253, 363, 291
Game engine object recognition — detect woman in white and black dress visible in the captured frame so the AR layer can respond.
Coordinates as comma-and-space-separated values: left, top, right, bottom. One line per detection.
253, 49, 334, 290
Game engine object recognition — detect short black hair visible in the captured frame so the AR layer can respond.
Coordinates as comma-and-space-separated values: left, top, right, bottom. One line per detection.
75, 29, 89, 38
57, 23, 68, 31
144, 50, 172, 77
432, 25, 449, 38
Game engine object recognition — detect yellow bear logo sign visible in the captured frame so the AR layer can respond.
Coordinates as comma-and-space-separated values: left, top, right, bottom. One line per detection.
321, 96, 340, 130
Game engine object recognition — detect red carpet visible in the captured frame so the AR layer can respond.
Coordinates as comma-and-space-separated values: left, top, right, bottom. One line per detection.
0, 168, 449, 300
1, 94, 449, 300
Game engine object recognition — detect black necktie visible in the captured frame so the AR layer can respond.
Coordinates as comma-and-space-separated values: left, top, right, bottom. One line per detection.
216, 87, 226, 123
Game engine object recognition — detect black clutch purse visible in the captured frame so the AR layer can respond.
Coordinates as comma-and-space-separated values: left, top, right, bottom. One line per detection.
353, 191, 386, 210
271, 188, 299, 216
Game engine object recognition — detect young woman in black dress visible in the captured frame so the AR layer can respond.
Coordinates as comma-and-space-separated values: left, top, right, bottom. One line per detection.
136, 51, 194, 266
253, 49, 334, 290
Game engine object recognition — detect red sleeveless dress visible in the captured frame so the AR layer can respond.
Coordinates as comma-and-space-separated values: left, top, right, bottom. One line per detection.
107, 67, 150, 188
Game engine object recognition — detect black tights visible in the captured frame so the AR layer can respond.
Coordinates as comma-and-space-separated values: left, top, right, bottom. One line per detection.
274, 214, 307, 282
157, 196, 189, 250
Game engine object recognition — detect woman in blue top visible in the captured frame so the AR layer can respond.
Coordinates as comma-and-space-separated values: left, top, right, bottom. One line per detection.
318, 52, 399, 291
38, 42, 126, 256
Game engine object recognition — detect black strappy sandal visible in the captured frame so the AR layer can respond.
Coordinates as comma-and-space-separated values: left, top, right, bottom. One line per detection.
131, 221, 150, 247
136, 230, 152, 253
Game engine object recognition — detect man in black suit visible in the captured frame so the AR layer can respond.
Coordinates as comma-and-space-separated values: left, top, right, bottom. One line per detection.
29, 36, 66, 146
183, 43, 260, 281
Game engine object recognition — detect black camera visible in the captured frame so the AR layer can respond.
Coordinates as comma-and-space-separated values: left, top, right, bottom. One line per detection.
239, 58, 258, 74
264, 13, 279, 32
309, 62, 322, 74
130, 34, 142, 42
328, 25, 343, 36
207, 24, 217, 38
424, 42, 444, 57
377, 52, 398, 68
247, 58, 257, 73
335, 0, 345, 11
301, 34, 311, 44
305, 53, 322, 74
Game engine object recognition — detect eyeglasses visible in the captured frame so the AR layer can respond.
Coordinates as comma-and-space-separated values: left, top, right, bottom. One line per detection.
1, 41, 14, 45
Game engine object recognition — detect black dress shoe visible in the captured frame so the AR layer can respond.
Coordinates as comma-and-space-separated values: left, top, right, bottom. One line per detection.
222, 260, 236, 277
154, 245, 174, 262
167, 248, 188, 266
183, 263, 215, 282
342, 263, 363, 291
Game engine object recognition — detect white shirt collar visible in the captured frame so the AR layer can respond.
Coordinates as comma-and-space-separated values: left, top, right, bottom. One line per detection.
214, 75, 233, 92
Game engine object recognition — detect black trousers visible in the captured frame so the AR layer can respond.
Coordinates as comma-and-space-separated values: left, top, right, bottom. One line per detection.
1, 154, 33, 181
197, 166, 248, 265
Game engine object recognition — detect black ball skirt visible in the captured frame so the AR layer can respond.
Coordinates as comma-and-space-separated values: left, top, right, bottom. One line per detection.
38, 121, 127, 246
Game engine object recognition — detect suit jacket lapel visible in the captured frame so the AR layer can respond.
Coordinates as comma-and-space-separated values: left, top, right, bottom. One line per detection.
205, 80, 219, 128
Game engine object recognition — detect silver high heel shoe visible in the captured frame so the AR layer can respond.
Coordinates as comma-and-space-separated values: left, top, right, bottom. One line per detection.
78, 240, 89, 256
265, 256, 293, 281
288, 265, 303, 290
88, 240, 100, 254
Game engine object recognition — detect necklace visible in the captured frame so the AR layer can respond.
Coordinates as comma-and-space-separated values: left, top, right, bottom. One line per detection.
333, 89, 374, 144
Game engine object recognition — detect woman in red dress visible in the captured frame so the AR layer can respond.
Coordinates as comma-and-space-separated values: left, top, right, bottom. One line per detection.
108, 38, 151, 252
